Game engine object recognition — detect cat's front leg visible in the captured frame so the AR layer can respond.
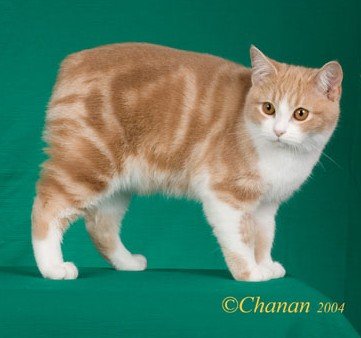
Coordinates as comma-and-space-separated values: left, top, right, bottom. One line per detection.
253, 202, 286, 279
202, 194, 275, 282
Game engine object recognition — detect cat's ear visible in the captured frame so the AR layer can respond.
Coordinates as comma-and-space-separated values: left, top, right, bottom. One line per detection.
250, 45, 277, 85
315, 61, 343, 101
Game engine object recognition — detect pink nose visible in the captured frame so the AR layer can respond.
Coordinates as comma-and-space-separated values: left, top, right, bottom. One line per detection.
274, 129, 285, 137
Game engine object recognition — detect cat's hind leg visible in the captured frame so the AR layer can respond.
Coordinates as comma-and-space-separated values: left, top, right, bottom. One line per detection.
32, 160, 115, 280
32, 181, 81, 280
85, 193, 147, 271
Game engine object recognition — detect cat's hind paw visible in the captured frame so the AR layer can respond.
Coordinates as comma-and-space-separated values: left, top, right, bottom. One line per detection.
40, 262, 79, 280
112, 254, 147, 271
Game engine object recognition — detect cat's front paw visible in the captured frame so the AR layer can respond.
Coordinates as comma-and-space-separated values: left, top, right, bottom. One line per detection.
230, 265, 274, 282
260, 261, 286, 279
40, 262, 79, 280
247, 266, 275, 282
269, 261, 286, 278
232, 263, 285, 282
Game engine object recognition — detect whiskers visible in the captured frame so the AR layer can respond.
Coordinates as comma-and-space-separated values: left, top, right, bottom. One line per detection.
321, 151, 342, 169
308, 142, 343, 170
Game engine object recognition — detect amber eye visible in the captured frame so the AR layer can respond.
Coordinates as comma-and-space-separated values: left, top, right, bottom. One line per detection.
262, 102, 275, 115
293, 108, 309, 121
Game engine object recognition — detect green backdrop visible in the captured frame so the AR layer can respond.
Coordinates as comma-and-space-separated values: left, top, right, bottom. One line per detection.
0, 0, 360, 335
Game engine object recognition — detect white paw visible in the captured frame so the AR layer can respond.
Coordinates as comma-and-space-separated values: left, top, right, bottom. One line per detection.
113, 254, 147, 271
260, 261, 286, 279
40, 262, 79, 280
247, 265, 275, 282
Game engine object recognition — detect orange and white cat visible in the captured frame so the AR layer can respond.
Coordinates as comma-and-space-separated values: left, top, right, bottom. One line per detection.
32, 43, 343, 280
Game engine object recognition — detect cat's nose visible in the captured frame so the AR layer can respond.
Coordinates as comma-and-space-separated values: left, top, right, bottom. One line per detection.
274, 128, 286, 137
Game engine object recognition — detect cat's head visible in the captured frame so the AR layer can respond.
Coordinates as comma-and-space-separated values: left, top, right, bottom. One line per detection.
244, 46, 343, 153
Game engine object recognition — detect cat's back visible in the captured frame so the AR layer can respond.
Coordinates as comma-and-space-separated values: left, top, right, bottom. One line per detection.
47, 43, 251, 149
45, 43, 251, 194
56, 43, 241, 83
48, 43, 249, 129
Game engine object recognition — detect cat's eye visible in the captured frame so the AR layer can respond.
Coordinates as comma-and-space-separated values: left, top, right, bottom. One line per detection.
262, 102, 275, 115
293, 108, 309, 121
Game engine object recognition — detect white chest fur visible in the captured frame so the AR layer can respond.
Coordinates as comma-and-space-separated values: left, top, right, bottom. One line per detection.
256, 144, 321, 203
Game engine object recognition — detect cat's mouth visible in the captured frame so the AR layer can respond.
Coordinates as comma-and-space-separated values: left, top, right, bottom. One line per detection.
271, 137, 299, 148
273, 140, 287, 148
271, 137, 286, 145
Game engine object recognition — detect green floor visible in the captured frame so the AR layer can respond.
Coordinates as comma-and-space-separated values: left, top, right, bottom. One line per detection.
0, 267, 358, 338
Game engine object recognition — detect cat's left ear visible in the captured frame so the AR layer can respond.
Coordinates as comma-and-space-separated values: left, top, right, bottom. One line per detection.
250, 45, 277, 85
315, 61, 343, 101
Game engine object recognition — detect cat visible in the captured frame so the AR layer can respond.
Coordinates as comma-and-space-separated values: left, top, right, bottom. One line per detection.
31, 43, 343, 280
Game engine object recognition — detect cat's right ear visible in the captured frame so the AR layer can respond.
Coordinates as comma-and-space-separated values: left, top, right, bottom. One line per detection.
250, 45, 277, 85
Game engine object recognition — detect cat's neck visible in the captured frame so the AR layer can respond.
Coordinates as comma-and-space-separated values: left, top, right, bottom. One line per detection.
252, 138, 323, 203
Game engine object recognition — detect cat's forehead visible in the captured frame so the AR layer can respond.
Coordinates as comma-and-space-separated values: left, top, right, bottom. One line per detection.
257, 64, 320, 106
